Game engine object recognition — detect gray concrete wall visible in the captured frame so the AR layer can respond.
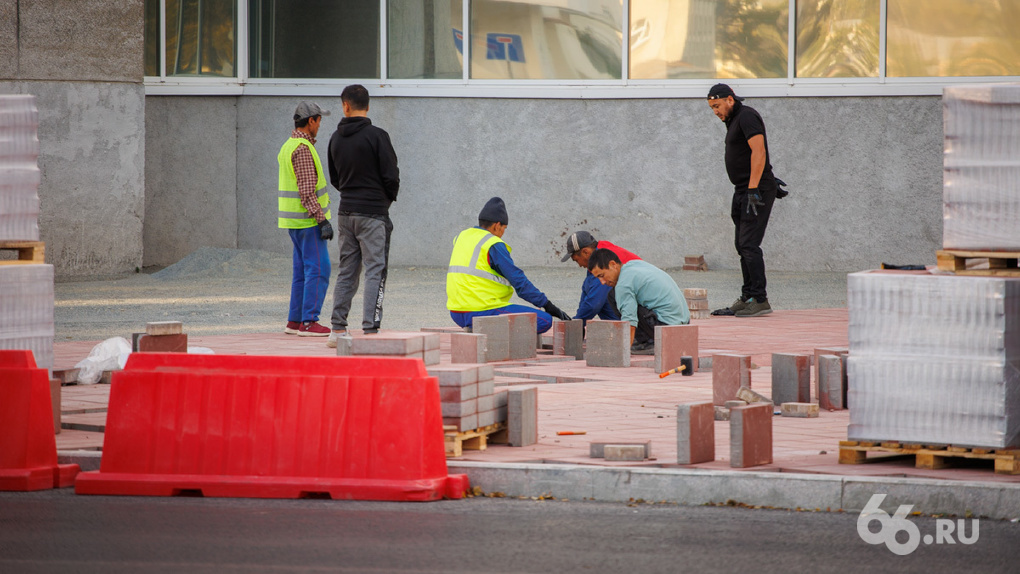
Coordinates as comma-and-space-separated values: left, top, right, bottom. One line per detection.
2, 0, 145, 278
193, 94, 941, 273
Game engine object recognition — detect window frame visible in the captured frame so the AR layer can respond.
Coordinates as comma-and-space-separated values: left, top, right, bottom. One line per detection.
144, 0, 1020, 98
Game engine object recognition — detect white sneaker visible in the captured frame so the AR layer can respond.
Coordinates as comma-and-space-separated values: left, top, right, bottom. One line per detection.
327, 330, 348, 349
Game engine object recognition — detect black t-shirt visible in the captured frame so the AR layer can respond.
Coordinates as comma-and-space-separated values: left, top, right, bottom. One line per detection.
724, 102, 775, 192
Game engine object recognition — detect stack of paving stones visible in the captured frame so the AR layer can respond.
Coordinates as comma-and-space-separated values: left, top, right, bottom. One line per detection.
0, 95, 54, 370
345, 332, 440, 365
132, 321, 188, 353
683, 288, 710, 320
682, 255, 708, 271
428, 364, 504, 432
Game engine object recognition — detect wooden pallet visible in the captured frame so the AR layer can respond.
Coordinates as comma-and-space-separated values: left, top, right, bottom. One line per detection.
936, 250, 1020, 276
444, 422, 507, 457
0, 240, 45, 265
839, 440, 1020, 475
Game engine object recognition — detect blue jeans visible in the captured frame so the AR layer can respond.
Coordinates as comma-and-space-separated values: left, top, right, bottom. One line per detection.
288, 227, 331, 323
450, 305, 552, 334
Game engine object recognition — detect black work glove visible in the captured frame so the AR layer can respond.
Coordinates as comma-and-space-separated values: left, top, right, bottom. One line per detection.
746, 188, 765, 216
317, 219, 334, 241
542, 301, 571, 321
775, 177, 789, 199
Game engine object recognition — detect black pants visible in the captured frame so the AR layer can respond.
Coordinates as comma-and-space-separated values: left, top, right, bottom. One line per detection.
730, 187, 776, 301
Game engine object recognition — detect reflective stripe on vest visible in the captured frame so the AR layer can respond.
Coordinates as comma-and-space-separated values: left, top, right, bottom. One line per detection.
446, 228, 515, 312
277, 137, 330, 229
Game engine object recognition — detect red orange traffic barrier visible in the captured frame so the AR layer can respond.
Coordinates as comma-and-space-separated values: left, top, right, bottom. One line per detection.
75, 353, 469, 501
0, 351, 80, 491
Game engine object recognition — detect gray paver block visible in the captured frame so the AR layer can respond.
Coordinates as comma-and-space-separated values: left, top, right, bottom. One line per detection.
507, 313, 538, 360
584, 320, 630, 367
772, 352, 811, 405
473, 315, 510, 362
508, 386, 538, 447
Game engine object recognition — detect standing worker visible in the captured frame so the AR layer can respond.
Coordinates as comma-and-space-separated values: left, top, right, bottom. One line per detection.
560, 230, 641, 323
447, 197, 571, 333
278, 101, 333, 337
707, 83, 780, 317
326, 84, 400, 347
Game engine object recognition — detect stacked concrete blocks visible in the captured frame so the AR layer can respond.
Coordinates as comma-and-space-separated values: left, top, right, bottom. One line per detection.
0, 264, 54, 369
771, 353, 811, 405
677, 402, 715, 464
472, 315, 510, 362
0, 95, 41, 242
653, 324, 698, 373
450, 332, 487, 364
730, 403, 773, 468
350, 332, 440, 365
507, 386, 538, 447
712, 354, 751, 405
506, 313, 537, 360
584, 321, 630, 367
430, 364, 501, 432
682, 256, 708, 272
683, 288, 711, 320
817, 354, 846, 410
134, 321, 187, 353
553, 319, 584, 360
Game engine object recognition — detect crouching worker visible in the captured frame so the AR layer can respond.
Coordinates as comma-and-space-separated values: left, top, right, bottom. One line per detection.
447, 197, 572, 333
587, 248, 690, 355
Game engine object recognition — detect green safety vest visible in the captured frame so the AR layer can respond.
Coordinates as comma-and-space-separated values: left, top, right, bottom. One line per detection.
277, 137, 330, 229
446, 227, 514, 312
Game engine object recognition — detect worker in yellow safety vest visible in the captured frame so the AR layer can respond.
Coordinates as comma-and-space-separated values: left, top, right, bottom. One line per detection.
446, 197, 571, 333
277, 101, 333, 337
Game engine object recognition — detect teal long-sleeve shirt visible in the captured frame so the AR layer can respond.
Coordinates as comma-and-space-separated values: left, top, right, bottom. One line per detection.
614, 260, 690, 327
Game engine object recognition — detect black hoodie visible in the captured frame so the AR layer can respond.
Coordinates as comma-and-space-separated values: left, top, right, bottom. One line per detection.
327, 116, 400, 216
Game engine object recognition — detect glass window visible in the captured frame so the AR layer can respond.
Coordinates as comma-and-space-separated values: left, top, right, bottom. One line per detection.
887, 0, 1020, 77
249, 0, 379, 79
145, 0, 159, 76
469, 0, 623, 80
388, 0, 463, 79
166, 0, 237, 77
630, 0, 788, 80
795, 0, 878, 78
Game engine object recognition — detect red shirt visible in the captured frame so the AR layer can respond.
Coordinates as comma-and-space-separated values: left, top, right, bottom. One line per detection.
598, 240, 640, 264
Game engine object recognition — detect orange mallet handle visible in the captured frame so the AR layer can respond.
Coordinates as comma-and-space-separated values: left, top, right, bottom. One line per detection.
556, 431, 587, 436
659, 365, 686, 378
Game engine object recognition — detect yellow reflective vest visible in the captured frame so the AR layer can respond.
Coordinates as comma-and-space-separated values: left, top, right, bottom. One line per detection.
446, 227, 514, 311
277, 137, 330, 229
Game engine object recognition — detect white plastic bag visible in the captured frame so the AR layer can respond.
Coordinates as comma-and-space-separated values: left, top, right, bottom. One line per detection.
74, 337, 132, 385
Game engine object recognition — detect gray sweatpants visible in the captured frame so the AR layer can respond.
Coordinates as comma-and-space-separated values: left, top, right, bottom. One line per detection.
330, 213, 392, 332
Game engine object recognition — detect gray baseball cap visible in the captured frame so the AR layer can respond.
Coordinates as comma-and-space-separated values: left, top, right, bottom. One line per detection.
561, 230, 597, 262
293, 101, 331, 121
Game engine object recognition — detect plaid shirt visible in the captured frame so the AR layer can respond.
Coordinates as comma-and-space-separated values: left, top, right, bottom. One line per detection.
290, 129, 325, 222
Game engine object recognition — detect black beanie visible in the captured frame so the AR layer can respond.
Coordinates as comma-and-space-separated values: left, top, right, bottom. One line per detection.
479, 197, 508, 225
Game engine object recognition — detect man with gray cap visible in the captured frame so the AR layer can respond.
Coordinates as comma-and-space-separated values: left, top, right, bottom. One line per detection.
446, 197, 571, 333
278, 101, 333, 337
707, 83, 783, 317
327, 84, 400, 346
561, 231, 641, 323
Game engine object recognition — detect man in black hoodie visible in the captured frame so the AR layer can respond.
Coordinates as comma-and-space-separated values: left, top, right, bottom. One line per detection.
326, 84, 400, 346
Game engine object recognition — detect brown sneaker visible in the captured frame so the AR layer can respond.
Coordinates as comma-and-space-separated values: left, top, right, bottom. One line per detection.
298, 321, 331, 336
734, 298, 772, 317
729, 297, 749, 312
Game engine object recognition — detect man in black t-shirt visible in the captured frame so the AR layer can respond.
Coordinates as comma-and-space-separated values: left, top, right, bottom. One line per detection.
707, 83, 778, 317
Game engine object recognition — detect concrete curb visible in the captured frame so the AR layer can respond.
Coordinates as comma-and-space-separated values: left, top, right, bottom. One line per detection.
448, 462, 1020, 520
59, 451, 1020, 519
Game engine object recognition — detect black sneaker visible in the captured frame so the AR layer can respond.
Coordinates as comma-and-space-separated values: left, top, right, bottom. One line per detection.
734, 298, 772, 317
630, 341, 655, 355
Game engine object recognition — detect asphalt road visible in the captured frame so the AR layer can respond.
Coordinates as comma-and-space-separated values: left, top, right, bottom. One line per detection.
1, 490, 1015, 573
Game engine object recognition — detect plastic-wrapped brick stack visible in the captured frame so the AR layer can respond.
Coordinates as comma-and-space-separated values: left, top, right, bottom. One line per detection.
847, 271, 1020, 448
943, 83, 1020, 249
0, 95, 54, 369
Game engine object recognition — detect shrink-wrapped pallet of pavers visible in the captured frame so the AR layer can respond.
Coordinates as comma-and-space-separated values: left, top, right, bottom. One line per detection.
0, 264, 54, 369
0, 95, 41, 241
847, 270, 1020, 448
943, 83, 1020, 250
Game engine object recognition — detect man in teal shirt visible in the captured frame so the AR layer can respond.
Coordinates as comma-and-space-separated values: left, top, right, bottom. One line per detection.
587, 248, 689, 354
